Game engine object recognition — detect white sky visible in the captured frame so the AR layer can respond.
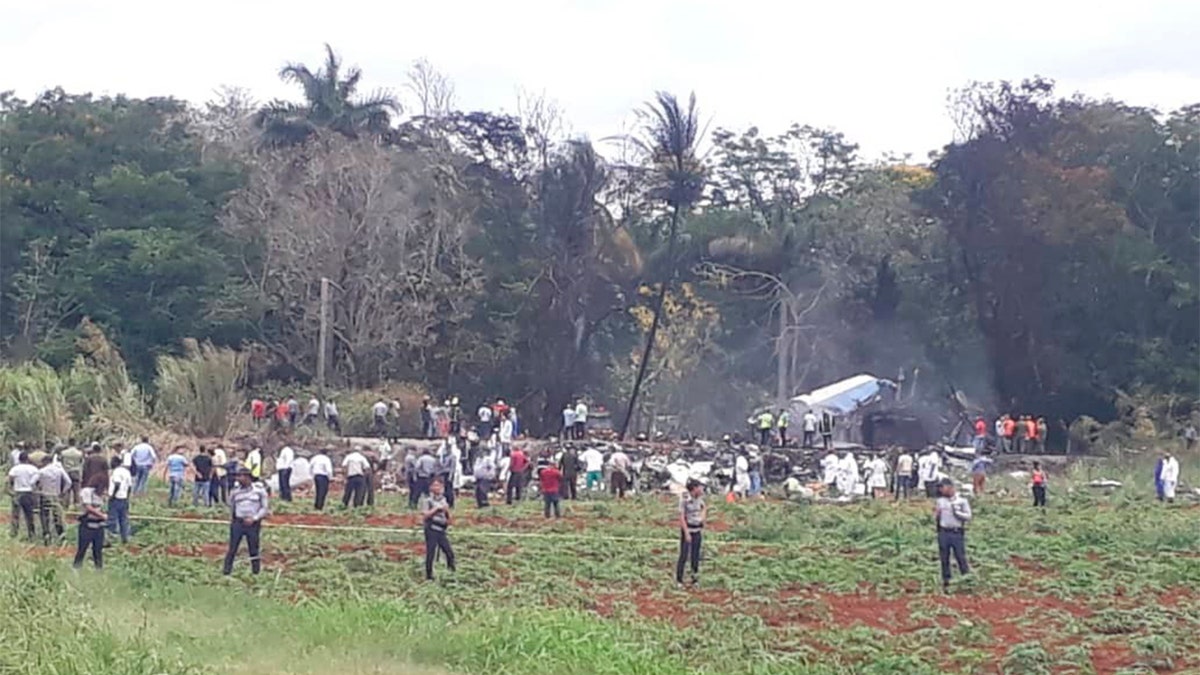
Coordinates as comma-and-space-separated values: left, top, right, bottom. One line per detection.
2, 0, 1198, 158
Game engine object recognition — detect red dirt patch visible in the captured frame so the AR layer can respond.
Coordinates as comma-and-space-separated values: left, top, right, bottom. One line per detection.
1089, 643, 1136, 674
1008, 555, 1056, 576
272, 513, 340, 527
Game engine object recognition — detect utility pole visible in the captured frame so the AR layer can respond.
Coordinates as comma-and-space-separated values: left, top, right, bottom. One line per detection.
317, 277, 330, 399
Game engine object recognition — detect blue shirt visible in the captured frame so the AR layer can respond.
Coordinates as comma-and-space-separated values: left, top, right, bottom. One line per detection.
970, 457, 993, 475
166, 454, 188, 479
130, 442, 156, 467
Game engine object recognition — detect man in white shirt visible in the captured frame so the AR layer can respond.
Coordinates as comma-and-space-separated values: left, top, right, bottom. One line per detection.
864, 455, 888, 499
573, 400, 589, 440
732, 454, 750, 499
895, 452, 915, 499
477, 404, 494, 439
305, 397, 320, 425
918, 450, 942, 498
372, 400, 389, 437
246, 447, 263, 482
36, 456, 72, 544
324, 400, 341, 434
498, 415, 514, 452
7, 452, 39, 539
821, 451, 839, 487
934, 479, 973, 591
276, 445, 295, 502
310, 449, 333, 510
129, 437, 157, 495
107, 456, 133, 544
211, 446, 229, 505
608, 448, 631, 498
9, 442, 25, 468
341, 447, 370, 508
1159, 451, 1180, 502
562, 404, 577, 439
836, 452, 860, 497
802, 412, 818, 448
580, 446, 604, 491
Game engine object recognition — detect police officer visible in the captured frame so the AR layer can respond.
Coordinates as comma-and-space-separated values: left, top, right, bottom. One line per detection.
222, 467, 269, 576
933, 478, 972, 592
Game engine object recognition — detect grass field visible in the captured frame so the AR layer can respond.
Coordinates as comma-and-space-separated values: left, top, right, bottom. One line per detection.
3, 464, 1198, 675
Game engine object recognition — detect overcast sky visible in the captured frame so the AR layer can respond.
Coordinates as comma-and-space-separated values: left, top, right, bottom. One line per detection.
3, 0, 1197, 158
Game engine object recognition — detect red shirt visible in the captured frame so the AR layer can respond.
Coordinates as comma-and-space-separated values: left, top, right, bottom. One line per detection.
539, 465, 562, 495
275, 402, 288, 420
1026, 419, 1037, 440
509, 450, 528, 473
251, 399, 266, 418
1002, 419, 1016, 437
1031, 470, 1045, 485
974, 420, 987, 436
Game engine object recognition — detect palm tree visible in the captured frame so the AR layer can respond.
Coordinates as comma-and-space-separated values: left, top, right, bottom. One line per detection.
618, 92, 706, 439
255, 44, 401, 147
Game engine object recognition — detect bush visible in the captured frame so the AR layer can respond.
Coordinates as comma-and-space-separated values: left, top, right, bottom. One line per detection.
337, 382, 429, 437
154, 339, 246, 436
0, 362, 72, 446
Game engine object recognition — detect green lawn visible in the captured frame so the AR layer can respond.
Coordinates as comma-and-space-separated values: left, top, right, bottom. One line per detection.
3, 467, 1198, 675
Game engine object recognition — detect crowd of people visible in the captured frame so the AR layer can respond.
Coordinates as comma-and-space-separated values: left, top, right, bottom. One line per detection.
5, 405, 1191, 589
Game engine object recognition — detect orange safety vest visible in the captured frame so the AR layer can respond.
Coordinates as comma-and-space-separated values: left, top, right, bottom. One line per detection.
1026, 419, 1037, 440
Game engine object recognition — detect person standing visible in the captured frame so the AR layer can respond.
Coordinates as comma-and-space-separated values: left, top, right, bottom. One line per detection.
1185, 424, 1198, 452
251, 398, 266, 428
819, 412, 835, 451
970, 454, 994, 495
1030, 461, 1048, 508
73, 473, 108, 570
1159, 452, 1180, 503
245, 447, 263, 483
895, 451, 914, 500
81, 443, 108, 490
473, 451, 496, 508
973, 417, 988, 454
437, 441, 459, 509
580, 446, 604, 492
404, 446, 421, 509
192, 447, 213, 508
919, 449, 942, 498
276, 445, 295, 502
676, 479, 707, 586
8, 452, 39, 540
1154, 454, 1166, 501
802, 411, 818, 449
310, 449, 332, 511
58, 440, 83, 507
1001, 415, 1016, 454
1024, 416, 1038, 455
562, 404, 577, 440
476, 402, 494, 441
574, 400, 589, 440
609, 448, 632, 499
273, 399, 289, 431
755, 410, 774, 447
165, 447, 188, 507
539, 461, 563, 519
222, 468, 270, 576
747, 451, 764, 498
341, 447, 370, 508
211, 446, 229, 505
324, 399, 341, 434
498, 414, 514, 454
934, 479, 972, 592
1036, 417, 1048, 454
413, 447, 438, 505
448, 397, 463, 437
836, 452, 860, 497
559, 445, 579, 500
820, 450, 839, 491
419, 397, 434, 439
372, 399, 390, 438
506, 446, 528, 504
129, 437, 157, 495
422, 479, 456, 581
36, 455, 71, 544
305, 396, 320, 426
106, 456, 132, 545
864, 454, 888, 499
286, 396, 300, 428
777, 409, 790, 448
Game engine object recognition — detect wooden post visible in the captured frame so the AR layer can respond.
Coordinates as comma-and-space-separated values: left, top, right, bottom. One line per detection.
317, 277, 329, 399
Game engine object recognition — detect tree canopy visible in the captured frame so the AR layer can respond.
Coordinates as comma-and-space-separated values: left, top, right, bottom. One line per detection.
2, 56, 1196, 440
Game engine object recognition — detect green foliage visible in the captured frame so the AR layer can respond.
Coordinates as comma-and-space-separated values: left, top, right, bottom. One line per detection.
153, 339, 246, 436
0, 362, 72, 446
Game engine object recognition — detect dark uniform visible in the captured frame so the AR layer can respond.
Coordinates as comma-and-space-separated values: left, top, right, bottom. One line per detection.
934, 480, 972, 591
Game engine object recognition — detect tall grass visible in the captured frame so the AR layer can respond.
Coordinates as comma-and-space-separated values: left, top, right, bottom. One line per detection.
0, 362, 72, 446
154, 339, 246, 436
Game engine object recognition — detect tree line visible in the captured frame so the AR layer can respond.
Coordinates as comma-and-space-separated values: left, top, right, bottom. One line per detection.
2, 47, 1196, 438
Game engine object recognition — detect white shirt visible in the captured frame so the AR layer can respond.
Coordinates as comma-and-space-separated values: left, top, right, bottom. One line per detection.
277, 446, 295, 471
478, 405, 493, 423
865, 457, 888, 486
9, 449, 21, 466
310, 454, 332, 477
498, 419, 514, 443
580, 448, 604, 473
610, 451, 631, 473
803, 413, 818, 432
308, 398, 320, 415
247, 449, 263, 474
325, 401, 339, 417
897, 454, 914, 474
563, 408, 577, 426
1160, 457, 1180, 482
372, 401, 388, 417
919, 453, 941, 481
213, 447, 228, 466
37, 463, 72, 495
342, 452, 369, 477
574, 402, 589, 423
839, 454, 860, 481
121, 450, 133, 468
7, 463, 39, 492
109, 466, 133, 500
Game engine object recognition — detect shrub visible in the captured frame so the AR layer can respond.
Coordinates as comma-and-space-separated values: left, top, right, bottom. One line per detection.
0, 362, 72, 446
154, 339, 246, 436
